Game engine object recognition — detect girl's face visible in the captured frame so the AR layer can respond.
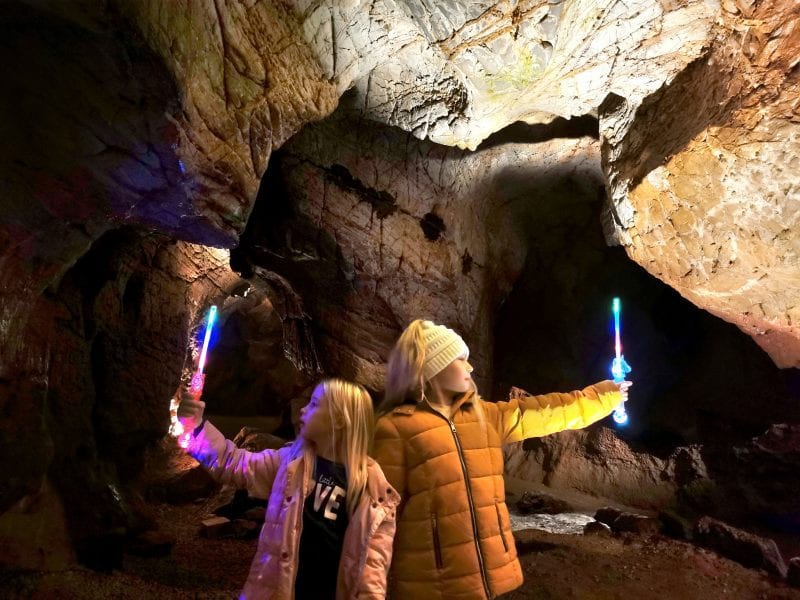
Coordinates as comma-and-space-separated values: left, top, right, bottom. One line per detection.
430, 356, 473, 394
299, 385, 332, 445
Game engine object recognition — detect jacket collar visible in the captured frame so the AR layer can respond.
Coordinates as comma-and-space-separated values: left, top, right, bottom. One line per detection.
391, 389, 477, 417
291, 445, 399, 507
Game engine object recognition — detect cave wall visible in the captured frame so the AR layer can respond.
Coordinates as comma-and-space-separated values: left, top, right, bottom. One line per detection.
0, 2, 331, 567
492, 196, 800, 445
199, 282, 314, 421
233, 111, 606, 391
3, 1, 798, 400
249, 105, 800, 446
0, 230, 238, 569
602, 0, 800, 367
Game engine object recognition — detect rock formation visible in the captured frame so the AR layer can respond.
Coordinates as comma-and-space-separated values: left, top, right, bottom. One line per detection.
602, 0, 800, 368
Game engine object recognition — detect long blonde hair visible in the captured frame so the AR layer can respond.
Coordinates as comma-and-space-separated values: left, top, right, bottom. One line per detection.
380, 319, 482, 420
297, 378, 374, 514
382, 319, 428, 411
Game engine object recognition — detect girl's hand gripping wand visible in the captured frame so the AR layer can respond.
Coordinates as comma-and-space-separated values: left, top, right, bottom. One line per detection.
170, 305, 217, 448
610, 297, 632, 425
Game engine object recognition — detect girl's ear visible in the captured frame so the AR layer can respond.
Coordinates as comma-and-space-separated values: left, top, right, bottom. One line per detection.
335, 411, 350, 429
328, 403, 347, 429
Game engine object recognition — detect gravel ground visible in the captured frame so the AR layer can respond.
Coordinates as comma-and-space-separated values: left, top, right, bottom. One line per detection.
2, 494, 252, 600
3, 487, 799, 600
501, 528, 800, 600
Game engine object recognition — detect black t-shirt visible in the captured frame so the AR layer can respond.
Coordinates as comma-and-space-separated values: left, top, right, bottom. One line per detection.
294, 455, 349, 599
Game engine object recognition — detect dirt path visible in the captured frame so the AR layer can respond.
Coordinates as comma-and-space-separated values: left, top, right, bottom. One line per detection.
3, 494, 799, 599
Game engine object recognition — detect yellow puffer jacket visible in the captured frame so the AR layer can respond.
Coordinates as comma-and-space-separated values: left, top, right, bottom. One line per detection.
373, 380, 622, 599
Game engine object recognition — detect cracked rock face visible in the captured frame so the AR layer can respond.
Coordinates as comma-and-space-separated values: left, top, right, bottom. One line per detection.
118, 0, 339, 237
3, 0, 800, 372
329, 0, 718, 148
128, 0, 798, 365
601, 0, 800, 367
289, 0, 800, 367
235, 113, 604, 389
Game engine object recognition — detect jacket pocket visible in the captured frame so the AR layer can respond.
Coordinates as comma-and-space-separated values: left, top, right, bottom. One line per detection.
495, 501, 509, 552
430, 512, 443, 569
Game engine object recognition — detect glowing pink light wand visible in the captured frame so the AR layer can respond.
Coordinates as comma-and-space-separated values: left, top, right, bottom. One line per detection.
191, 304, 217, 395
610, 297, 631, 425
171, 305, 217, 448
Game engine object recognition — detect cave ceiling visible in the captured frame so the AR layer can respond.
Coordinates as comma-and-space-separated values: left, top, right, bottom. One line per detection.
1, 0, 799, 369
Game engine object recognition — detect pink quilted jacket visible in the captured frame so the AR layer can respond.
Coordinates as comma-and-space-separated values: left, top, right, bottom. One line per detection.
187, 421, 399, 600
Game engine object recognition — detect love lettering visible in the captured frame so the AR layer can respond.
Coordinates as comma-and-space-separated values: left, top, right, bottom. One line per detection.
313, 482, 345, 520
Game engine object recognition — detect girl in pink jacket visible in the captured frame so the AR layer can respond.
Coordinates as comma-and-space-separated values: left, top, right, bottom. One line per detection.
176, 378, 398, 600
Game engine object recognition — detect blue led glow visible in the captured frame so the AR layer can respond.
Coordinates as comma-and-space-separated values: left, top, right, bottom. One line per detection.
197, 305, 217, 374
609, 297, 631, 426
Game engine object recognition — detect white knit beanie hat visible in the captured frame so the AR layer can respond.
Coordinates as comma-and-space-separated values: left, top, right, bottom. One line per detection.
420, 320, 470, 381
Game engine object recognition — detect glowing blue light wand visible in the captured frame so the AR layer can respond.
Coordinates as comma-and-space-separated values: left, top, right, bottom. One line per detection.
610, 297, 631, 425
191, 305, 217, 395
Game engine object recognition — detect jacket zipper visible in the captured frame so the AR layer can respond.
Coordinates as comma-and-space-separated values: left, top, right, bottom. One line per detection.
431, 512, 443, 569
448, 418, 492, 599
495, 501, 509, 552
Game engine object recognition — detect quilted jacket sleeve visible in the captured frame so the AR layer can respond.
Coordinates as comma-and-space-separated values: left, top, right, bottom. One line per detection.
372, 416, 407, 501
184, 420, 283, 499
482, 380, 623, 444
356, 506, 397, 599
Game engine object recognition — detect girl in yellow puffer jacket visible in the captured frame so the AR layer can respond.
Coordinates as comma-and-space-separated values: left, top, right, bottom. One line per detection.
176, 378, 398, 600
374, 319, 632, 599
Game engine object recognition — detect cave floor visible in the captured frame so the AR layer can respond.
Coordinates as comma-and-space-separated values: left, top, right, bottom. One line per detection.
2, 491, 799, 600
502, 528, 800, 600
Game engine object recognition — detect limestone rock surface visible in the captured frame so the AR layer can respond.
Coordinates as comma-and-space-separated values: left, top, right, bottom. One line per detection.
601, 0, 800, 367
235, 114, 604, 388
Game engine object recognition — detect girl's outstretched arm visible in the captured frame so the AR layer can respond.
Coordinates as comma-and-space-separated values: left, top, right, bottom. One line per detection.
483, 380, 626, 444
185, 420, 283, 499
